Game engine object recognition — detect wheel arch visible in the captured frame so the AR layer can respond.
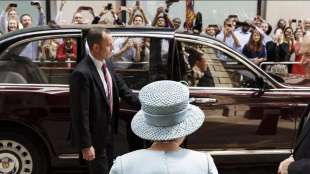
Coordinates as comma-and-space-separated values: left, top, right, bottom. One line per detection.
0, 119, 53, 167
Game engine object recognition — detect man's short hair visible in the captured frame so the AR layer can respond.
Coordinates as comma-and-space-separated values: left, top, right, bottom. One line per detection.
228, 14, 238, 19
223, 18, 231, 26
207, 24, 218, 28
20, 13, 32, 22
87, 27, 110, 49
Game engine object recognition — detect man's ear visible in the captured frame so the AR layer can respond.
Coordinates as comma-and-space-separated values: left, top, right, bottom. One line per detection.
92, 43, 99, 52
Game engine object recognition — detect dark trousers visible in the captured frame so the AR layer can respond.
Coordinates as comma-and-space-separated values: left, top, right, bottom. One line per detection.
87, 148, 109, 174
82, 142, 114, 174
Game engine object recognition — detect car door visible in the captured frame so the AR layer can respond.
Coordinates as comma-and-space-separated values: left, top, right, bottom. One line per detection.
0, 29, 83, 158
109, 29, 175, 152
174, 34, 309, 166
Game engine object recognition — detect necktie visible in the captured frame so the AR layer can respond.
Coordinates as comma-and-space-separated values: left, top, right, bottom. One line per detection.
102, 63, 113, 113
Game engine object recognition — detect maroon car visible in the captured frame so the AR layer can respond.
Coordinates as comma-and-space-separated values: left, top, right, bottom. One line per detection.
0, 25, 309, 174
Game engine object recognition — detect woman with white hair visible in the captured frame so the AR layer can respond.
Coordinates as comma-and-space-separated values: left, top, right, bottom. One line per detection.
109, 80, 218, 174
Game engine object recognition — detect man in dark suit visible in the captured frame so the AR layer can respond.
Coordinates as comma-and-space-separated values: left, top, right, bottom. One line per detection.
69, 27, 139, 174
278, 35, 310, 174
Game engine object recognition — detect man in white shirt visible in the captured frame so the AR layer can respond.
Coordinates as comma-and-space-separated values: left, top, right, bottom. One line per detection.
234, 20, 251, 53
216, 18, 240, 51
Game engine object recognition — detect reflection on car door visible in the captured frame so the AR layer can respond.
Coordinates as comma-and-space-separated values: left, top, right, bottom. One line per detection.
175, 38, 302, 164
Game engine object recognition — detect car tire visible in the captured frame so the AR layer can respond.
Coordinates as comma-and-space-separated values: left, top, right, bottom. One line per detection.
0, 130, 48, 174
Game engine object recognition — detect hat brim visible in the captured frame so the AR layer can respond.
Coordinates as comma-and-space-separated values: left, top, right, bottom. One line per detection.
131, 104, 205, 141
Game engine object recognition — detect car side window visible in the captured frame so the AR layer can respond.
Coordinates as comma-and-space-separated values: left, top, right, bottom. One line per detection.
112, 36, 170, 89
0, 37, 78, 84
179, 41, 258, 88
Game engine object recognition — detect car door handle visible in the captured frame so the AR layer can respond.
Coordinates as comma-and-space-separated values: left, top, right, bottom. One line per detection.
190, 98, 217, 104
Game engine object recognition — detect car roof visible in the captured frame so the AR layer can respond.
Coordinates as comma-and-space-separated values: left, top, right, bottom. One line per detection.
0, 24, 175, 40
0, 24, 177, 53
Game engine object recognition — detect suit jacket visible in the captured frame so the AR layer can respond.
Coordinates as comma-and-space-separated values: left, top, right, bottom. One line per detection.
288, 105, 310, 174
69, 55, 139, 151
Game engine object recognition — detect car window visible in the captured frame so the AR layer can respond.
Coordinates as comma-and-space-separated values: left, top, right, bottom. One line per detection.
178, 41, 259, 88
112, 36, 170, 90
261, 62, 308, 86
0, 37, 79, 84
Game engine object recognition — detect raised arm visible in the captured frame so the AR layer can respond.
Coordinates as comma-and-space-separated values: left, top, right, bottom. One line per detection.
152, 7, 163, 26
0, 8, 7, 33
92, 5, 109, 24
127, 6, 137, 25
36, 1, 45, 25
55, 0, 65, 24
0, 4, 14, 33
163, 12, 174, 28
138, 6, 150, 25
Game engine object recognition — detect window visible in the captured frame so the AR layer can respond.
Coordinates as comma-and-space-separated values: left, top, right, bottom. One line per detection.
179, 41, 258, 88
176, 40, 296, 151
0, 37, 78, 84
112, 36, 170, 89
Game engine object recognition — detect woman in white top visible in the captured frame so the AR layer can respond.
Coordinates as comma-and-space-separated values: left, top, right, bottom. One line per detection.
109, 80, 218, 174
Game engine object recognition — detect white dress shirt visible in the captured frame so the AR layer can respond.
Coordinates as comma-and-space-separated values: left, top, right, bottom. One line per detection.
89, 53, 112, 98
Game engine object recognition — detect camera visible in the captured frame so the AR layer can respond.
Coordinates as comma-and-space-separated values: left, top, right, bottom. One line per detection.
80, 6, 92, 11
65, 39, 73, 54
30, 1, 39, 6
9, 3, 17, 8
165, 0, 179, 4
105, 3, 112, 10
65, 46, 72, 54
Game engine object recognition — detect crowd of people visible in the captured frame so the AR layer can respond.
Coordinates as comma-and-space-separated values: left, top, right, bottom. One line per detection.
2, 1, 310, 174
1, 1, 310, 77
0, 1, 45, 33
0, 1, 308, 74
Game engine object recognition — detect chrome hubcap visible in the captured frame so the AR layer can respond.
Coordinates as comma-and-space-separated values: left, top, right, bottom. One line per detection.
0, 140, 33, 174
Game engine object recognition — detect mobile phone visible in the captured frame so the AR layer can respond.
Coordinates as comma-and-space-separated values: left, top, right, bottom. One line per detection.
80, 6, 92, 11
105, 3, 112, 10
9, 3, 17, 8
30, 1, 39, 6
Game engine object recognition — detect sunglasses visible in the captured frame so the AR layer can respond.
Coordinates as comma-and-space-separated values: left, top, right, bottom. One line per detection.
226, 24, 232, 27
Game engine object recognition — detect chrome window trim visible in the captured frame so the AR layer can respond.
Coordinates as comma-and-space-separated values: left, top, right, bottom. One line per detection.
0, 84, 68, 88
0, 29, 82, 45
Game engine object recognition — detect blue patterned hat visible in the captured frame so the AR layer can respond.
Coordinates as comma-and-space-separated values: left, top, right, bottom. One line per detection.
131, 80, 205, 141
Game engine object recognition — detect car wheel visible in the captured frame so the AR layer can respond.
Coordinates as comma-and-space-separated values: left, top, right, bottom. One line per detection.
0, 131, 48, 174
